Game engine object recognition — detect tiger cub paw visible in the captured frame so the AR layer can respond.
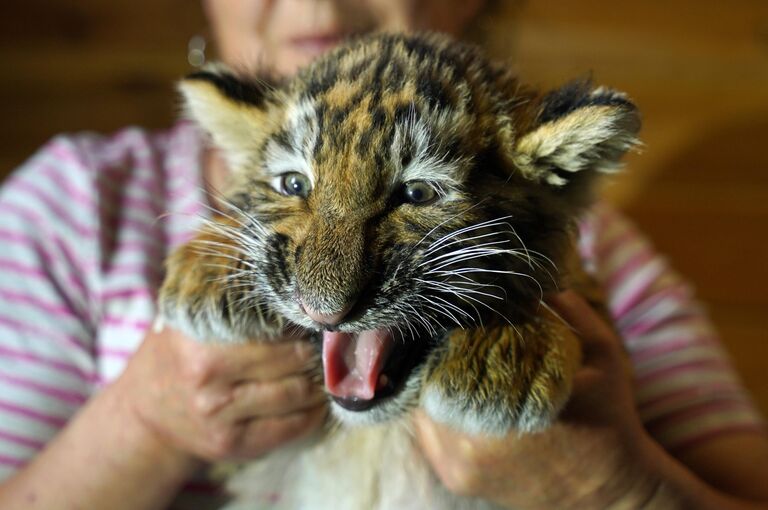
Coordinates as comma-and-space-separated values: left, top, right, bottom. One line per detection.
420, 321, 580, 436
420, 366, 570, 436
159, 242, 242, 343
158, 225, 279, 343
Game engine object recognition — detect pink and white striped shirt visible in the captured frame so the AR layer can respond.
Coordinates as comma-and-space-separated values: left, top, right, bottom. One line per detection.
0, 123, 764, 501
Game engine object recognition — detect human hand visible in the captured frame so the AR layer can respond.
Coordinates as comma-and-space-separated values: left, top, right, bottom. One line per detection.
414, 290, 660, 510
115, 324, 327, 465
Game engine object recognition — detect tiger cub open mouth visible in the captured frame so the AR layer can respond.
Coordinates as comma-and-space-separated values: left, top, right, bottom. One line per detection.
320, 329, 432, 412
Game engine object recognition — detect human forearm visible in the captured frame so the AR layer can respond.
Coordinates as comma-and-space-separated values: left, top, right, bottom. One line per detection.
0, 324, 325, 510
488, 426, 768, 510
636, 435, 768, 510
0, 377, 199, 510
419, 292, 768, 510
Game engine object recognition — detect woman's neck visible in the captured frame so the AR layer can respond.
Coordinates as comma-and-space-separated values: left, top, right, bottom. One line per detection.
202, 147, 231, 212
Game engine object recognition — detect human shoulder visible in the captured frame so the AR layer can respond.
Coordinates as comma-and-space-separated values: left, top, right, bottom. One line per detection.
1, 123, 204, 243
0, 121, 204, 285
4, 123, 199, 189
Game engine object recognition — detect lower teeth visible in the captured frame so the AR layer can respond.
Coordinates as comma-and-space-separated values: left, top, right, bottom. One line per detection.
377, 374, 389, 389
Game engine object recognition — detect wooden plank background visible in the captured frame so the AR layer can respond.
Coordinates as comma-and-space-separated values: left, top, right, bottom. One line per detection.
1, 1, 767, 415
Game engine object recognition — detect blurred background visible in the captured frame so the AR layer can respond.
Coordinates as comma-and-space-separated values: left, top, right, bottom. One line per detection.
1, 1, 766, 414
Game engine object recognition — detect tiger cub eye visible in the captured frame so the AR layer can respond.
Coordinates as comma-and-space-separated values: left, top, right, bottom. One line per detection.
403, 181, 438, 205
280, 172, 312, 198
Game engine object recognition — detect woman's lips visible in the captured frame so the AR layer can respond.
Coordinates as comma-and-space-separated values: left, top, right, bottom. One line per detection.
290, 33, 345, 55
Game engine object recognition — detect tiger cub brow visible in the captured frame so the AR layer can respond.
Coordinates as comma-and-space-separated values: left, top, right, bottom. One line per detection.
391, 113, 463, 194
262, 95, 464, 198
262, 98, 319, 183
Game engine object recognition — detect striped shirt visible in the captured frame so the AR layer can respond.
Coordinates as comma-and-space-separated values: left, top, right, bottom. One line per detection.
0, 123, 764, 498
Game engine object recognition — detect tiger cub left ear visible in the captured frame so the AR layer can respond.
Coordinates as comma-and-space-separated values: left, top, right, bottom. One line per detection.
178, 63, 280, 169
513, 80, 641, 196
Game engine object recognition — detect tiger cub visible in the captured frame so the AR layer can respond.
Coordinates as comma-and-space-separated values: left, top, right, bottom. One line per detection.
160, 32, 639, 509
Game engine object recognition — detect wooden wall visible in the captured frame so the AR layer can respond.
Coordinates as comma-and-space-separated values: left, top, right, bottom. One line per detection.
504, 1, 768, 415
2, 1, 767, 415
0, 0, 201, 172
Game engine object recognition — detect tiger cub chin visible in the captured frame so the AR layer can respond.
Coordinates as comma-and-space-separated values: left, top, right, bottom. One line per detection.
159, 32, 639, 507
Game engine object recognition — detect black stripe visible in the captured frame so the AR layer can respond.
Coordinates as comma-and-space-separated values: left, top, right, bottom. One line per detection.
185, 70, 271, 107
312, 102, 328, 158
271, 129, 294, 152
538, 79, 635, 124
304, 62, 339, 97
356, 128, 374, 158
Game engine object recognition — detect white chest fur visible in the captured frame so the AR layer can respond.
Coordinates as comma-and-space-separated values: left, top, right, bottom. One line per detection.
223, 419, 504, 510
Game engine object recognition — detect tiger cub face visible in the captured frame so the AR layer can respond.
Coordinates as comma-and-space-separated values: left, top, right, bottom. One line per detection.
175, 33, 639, 426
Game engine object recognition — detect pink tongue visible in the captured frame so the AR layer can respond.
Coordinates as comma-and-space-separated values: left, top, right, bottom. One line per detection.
322, 329, 395, 400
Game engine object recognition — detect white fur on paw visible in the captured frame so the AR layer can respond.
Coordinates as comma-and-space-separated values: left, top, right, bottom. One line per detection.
421, 387, 558, 436
158, 300, 245, 344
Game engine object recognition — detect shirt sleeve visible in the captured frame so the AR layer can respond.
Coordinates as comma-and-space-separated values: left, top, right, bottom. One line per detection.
579, 203, 766, 452
0, 135, 100, 479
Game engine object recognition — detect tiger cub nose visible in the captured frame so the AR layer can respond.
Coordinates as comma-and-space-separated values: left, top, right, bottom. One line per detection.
300, 300, 354, 326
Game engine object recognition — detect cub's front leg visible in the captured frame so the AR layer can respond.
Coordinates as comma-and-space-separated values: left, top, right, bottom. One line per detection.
421, 310, 581, 435
159, 215, 282, 343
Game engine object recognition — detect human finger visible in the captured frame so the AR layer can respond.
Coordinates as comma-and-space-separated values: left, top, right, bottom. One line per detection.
231, 340, 319, 382
231, 405, 328, 459
412, 410, 514, 499
547, 292, 635, 403
185, 339, 317, 386
546, 290, 616, 346
152, 321, 314, 379
215, 375, 326, 422
545, 290, 623, 368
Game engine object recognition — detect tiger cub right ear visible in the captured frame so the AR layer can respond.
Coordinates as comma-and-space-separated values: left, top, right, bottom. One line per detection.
178, 63, 279, 169
512, 80, 641, 210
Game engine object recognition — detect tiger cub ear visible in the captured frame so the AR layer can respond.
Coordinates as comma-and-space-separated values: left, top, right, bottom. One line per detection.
513, 80, 641, 208
178, 63, 279, 168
